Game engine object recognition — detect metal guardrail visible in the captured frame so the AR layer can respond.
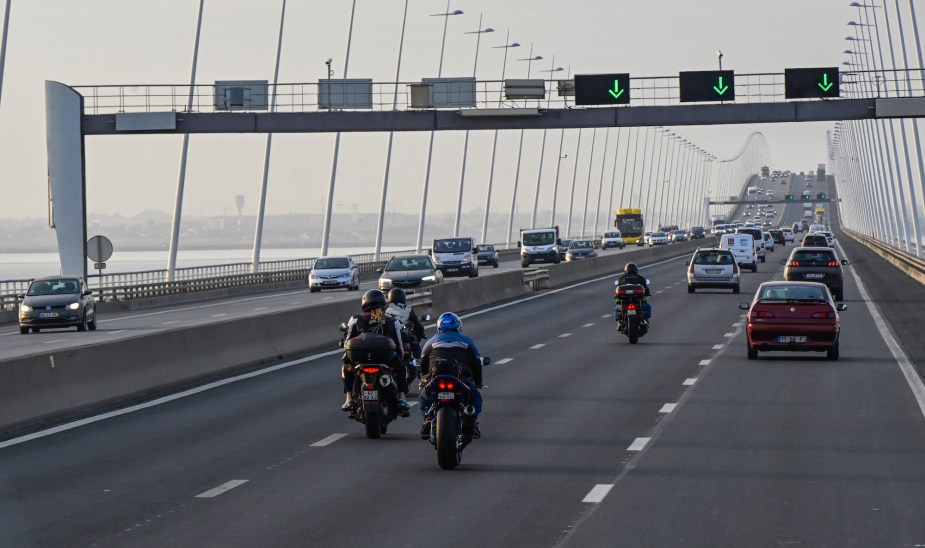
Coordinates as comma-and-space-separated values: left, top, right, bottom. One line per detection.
522, 268, 549, 291
843, 228, 925, 287
71, 69, 925, 115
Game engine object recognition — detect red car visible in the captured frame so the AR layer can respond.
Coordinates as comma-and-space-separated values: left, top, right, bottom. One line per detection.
739, 281, 847, 360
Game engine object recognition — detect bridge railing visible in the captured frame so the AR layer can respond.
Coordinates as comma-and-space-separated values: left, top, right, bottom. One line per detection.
72, 69, 925, 115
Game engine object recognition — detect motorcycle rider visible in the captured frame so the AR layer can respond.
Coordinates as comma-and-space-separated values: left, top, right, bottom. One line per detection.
340, 289, 411, 415
616, 262, 652, 322
418, 312, 484, 443
385, 288, 426, 359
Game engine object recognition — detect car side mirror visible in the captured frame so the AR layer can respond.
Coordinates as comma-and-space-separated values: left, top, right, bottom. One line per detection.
841, 259, 848, 265
83, 290, 92, 296
779, 259, 786, 265
18, 293, 25, 299
738, 302, 750, 310
376, 267, 383, 273
481, 356, 491, 366
645, 279, 651, 285
836, 303, 848, 311
517, 241, 522, 247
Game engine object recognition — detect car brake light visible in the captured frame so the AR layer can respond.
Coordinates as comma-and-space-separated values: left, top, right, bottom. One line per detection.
366, 383, 374, 390
754, 310, 775, 318
827, 261, 839, 267
689, 261, 695, 274
362, 367, 379, 374
788, 261, 800, 267
811, 311, 835, 319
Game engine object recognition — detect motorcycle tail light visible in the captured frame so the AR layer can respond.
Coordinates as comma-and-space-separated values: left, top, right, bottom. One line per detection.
446, 381, 455, 390
438, 381, 447, 390
627, 304, 637, 310
366, 383, 374, 390
362, 367, 379, 374
811, 311, 834, 319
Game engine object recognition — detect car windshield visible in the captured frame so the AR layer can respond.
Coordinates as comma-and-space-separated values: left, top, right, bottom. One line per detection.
385, 257, 432, 271
433, 238, 472, 253
672, 231, 686, 236
792, 250, 837, 266
694, 252, 733, 265
523, 232, 556, 246
476, 245, 494, 252
652, 232, 666, 237
569, 241, 593, 249
759, 285, 828, 302
314, 258, 349, 270
604, 232, 620, 238
28, 279, 79, 296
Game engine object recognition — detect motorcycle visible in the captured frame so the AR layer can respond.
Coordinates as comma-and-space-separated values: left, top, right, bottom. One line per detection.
614, 280, 651, 344
340, 328, 405, 439
420, 356, 490, 470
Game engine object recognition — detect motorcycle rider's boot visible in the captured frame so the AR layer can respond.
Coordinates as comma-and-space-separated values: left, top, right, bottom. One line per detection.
420, 418, 432, 440
341, 400, 356, 412
462, 415, 478, 444
398, 399, 411, 417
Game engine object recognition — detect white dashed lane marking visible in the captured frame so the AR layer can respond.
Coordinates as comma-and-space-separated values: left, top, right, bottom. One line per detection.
582, 484, 614, 503
628, 437, 651, 451
601, 314, 611, 319
659, 403, 677, 413
253, 307, 267, 311
495, 358, 513, 365
583, 323, 594, 328
211, 314, 227, 318
724, 332, 735, 337
311, 433, 348, 447
559, 333, 572, 338
162, 321, 181, 325
109, 330, 126, 334
698, 359, 710, 366
683, 378, 698, 386
530, 344, 546, 350
195, 480, 248, 498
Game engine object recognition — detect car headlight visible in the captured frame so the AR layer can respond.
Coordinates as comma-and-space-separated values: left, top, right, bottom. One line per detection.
20, 304, 31, 313
67, 302, 81, 310
462, 255, 471, 263
422, 275, 436, 282
379, 278, 392, 284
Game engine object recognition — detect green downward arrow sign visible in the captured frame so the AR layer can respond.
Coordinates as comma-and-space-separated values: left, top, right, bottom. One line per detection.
818, 73, 834, 92
713, 76, 729, 96
608, 80, 625, 100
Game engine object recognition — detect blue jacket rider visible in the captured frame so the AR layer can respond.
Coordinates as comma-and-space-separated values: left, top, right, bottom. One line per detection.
418, 312, 483, 442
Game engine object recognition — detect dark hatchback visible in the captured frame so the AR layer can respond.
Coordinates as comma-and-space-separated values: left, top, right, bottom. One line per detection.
476, 244, 499, 267
19, 276, 97, 334
768, 229, 786, 245
689, 226, 706, 239
781, 247, 848, 301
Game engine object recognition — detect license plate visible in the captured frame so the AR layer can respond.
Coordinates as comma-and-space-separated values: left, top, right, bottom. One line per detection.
38, 312, 60, 318
778, 336, 807, 343
804, 273, 824, 279
362, 390, 379, 401
705, 269, 722, 274
626, 309, 637, 316
446, 268, 459, 272
322, 281, 337, 285
437, 391, 455, 400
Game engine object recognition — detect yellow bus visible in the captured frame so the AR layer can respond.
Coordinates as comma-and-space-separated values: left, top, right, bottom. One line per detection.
814, 207, 826, 225
615, 208, 645, 246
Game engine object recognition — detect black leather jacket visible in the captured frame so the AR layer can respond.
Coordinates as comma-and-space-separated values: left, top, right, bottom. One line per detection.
617, 272, 651, 296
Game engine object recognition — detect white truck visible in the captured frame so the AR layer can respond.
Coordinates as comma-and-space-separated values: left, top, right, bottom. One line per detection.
710, 214, 727, 228
431, 237, 478, 278
519, 226, 561, 268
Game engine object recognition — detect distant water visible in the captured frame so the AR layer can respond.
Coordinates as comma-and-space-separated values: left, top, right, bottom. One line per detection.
0, 246, 414, 281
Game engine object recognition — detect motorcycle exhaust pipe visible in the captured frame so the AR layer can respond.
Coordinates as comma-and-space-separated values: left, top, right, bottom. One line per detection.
379, 375, 392, 388
463, 405, 476, 416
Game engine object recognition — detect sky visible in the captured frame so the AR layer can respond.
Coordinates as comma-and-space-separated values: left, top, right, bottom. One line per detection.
0, 0, 914, 226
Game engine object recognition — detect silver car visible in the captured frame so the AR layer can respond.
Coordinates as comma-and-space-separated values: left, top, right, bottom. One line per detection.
687, 248, 741, 294
309, 256, 360, 293
378, 254, 443, 291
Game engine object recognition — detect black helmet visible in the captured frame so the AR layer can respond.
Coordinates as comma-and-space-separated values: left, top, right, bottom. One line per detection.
624, 262, 639, 275
387, 288, 406, 304
361, 289, 387, 312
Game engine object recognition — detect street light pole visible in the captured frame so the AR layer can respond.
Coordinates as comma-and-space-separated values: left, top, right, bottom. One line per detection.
417, 2, 464, 251
531, 58, 563, 229
0, 0, 11, 109
506, 44, 543, 246
564, 128, 584, 237
579, 127, 598, 238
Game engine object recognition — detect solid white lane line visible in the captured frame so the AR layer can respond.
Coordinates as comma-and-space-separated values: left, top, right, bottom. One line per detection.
583, 323, 594, 328
253, 307, 267, 311
723, 332, 735, 337
841, 242, 925, 420
322, 297, 333, 300
683, 378, 697, 386
698, 359, 711, 366
42, 339, 67, 344
311, 433, 349, 447
628, 437, 651, 451
558, 333, 572, 338
109, 330, 126, 334
582, 484, 614, 503
162, 321, 181, 325
530, 344, 546, 350
195, 480, 248, 498
659, 403, 677, 413
495, 358, 514, 365
211, 314, 227, 318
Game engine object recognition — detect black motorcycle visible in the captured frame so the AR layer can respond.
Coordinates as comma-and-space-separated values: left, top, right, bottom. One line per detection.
614, 282, 650, 344
420, 357, 490, 470
341, 330, 404, 439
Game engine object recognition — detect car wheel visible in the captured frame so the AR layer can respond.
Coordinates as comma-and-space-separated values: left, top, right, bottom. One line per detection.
687, 285, 695, 294
747, 344, 758, 360
493, 261, 499, 268
751, 263, 758, 272
77, 317, 87, 332
733, 285, 740, 294
827, 339, 840, 361
760, 256, 766, 263
521, 261, 529, 268
19, 326, 28, 335
88, 314, 97, 331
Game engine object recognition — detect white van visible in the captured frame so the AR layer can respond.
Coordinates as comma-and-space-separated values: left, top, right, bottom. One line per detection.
808, 224, 827, 233
601, 230, 625, 249
719, 233, 758, 272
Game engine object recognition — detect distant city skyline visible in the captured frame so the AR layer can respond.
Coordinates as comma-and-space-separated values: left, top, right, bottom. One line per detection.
0, 1, 899, 224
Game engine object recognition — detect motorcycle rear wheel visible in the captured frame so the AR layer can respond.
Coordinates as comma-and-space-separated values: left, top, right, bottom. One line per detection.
365, 411, 383, 439
435, 407, 460, 470
628, 319, 639, 344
